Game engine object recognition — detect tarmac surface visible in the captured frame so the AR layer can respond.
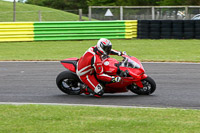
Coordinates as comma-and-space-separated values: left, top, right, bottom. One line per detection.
0, 61, 200, 109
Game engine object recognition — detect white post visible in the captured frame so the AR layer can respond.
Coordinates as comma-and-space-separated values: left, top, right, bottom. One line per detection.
79, 9, 82, 21
152, 6, 155, 20
185, 6, 188, 20
120, 6, 123, 20
89, 6, 92, 21
38, 10, 42, 21
13, 0, 16, 22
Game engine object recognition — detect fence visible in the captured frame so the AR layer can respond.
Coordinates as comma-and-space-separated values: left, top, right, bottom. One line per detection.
3, 6, 200, 22
89, 6, 200, 21
0, 21, 137, 42
0, 10, 86, 22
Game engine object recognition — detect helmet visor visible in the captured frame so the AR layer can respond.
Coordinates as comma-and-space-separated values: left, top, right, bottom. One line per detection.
104, 45, 112, 55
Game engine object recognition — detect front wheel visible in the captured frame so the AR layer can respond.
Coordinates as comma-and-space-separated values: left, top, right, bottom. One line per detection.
128, 76, 156, 95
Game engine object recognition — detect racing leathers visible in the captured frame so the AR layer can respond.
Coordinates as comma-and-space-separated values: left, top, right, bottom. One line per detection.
76, 46, 122, 96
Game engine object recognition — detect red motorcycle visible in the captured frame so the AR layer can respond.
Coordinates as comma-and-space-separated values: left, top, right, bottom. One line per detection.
56, 55, 156, 96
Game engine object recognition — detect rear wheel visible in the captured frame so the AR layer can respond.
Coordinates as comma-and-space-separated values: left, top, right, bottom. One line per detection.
128, 76, 156, 95
56, 71, 80, 95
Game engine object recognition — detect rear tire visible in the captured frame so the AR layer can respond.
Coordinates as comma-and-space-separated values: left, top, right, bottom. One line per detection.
128, 76, 156, 95
56, 70, 80, 95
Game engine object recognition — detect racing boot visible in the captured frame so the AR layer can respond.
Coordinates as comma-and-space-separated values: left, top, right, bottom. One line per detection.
94, 94, 102, 98
79, 84, 90, 95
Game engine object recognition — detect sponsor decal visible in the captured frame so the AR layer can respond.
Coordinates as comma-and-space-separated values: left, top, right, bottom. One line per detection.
104, 61, 109, 66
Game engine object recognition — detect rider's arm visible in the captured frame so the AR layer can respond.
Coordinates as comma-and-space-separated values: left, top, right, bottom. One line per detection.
110, 49, 121, 56
92, 55, 113, 82
110, 49, 126, 56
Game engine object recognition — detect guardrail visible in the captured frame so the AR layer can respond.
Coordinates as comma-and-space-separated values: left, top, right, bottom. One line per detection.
0, 22, 34, 42
1, 20, 199, 42
0, 21, 137, 42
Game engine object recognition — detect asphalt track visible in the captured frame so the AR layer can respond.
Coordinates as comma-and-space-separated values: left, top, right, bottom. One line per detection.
0, 62, 200, 109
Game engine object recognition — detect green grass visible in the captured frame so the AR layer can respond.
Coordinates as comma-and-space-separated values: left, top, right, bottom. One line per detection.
0, 105, 200, 133
0, 39, 199, 62
0, 0, 89, 22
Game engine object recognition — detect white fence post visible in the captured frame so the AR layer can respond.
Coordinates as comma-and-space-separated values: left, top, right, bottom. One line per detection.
120, 6, 123, 20
79, 9, 82, 21
38, 10, 42, 21
152, 6, 155, 20
89, 6, 92, 21
185, 6, 188, 20
13, 0, 16, 22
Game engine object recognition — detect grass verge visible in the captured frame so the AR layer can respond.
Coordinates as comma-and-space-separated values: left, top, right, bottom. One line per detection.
0, 39, 200, 62
0, 1, 89, 21
0, 104, 200, 133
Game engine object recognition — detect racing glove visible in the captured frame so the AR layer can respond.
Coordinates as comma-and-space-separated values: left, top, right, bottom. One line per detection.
111, 76, 121, 83
118, 51, 127, 56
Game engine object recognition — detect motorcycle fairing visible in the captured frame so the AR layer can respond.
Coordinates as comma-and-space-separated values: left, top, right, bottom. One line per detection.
119, 65, 146, 88
102, 58, 119, 76
102, 55, 147, 90
61, 58, 79, 73
104, 76, 136, 93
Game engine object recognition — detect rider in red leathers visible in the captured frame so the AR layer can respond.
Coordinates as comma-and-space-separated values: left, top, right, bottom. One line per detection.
76, 38, 126, 97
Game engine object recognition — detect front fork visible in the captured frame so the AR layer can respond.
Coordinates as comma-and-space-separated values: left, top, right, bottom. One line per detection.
134, 74, 148, 88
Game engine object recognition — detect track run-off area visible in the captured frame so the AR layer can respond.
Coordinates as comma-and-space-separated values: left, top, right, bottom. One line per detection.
0, 61, 200, 109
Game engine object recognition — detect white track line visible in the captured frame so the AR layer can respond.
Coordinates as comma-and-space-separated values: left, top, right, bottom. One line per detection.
0, 102, 198, 110
0, 102, 166, 109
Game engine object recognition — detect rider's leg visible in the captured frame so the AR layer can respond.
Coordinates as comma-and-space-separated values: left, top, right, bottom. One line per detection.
79, 74, 104, 97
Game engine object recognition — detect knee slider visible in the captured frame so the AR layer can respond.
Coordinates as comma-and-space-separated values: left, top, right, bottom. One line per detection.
94, 84, 104, 96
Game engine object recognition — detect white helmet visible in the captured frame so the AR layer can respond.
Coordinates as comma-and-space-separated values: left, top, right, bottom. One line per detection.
96, 38, 112, 55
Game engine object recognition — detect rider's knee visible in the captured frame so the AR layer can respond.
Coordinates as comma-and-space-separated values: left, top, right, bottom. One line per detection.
94, 84, 104, 96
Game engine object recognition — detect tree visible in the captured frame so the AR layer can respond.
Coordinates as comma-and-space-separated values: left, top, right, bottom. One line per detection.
87, 0, 117, 6
87, 0, 160, 6
25, 0, 200, 14
158, 0, 200, 6
26, 0, 88, 13
18, 0, 25, 3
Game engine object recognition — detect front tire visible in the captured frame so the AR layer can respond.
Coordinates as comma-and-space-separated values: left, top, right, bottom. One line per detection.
128, 76, 156, 95
56, 70, 80, 95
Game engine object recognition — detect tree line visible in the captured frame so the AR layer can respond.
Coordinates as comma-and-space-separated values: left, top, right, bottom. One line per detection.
25, 0, 200, 13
